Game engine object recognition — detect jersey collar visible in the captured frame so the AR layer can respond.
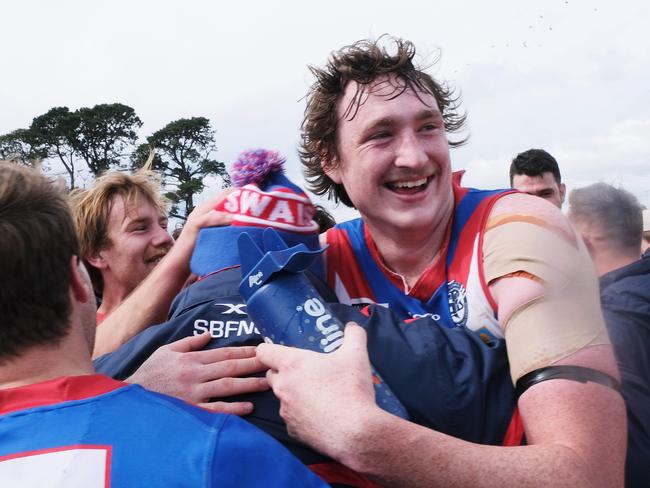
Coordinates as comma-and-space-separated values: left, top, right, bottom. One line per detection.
0, 374, 126, 416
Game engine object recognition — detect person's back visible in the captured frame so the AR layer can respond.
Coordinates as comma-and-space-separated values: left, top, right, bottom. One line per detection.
0, 374, 323, 487
600, 254, 650, 488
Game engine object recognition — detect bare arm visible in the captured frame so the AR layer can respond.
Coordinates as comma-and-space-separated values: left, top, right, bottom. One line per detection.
257, 195, 626, 486
93, 190, 234, 358
258, 323, 626, 487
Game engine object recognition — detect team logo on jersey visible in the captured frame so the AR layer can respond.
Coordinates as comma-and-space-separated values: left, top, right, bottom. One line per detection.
447, 280, 468, 327
213, 303, 247, 315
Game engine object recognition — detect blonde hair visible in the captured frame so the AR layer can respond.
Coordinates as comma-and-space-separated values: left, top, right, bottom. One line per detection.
69, 169, 167, 293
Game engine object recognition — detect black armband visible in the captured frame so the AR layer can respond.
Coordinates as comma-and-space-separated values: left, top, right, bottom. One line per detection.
515, 365, 621, 400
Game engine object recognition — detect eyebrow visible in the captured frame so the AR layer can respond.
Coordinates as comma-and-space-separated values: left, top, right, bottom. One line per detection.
362, 109, 442, 134
123, 216, 152, 229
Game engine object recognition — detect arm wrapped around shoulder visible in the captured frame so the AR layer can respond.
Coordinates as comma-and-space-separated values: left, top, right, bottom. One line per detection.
483, 214, 610, 383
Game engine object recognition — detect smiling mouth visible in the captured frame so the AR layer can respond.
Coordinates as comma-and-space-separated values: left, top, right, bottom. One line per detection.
145, 253, 167, 265
385, 176, 431, 194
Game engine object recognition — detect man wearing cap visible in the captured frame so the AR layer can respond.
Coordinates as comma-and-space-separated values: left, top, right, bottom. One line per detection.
254, 38, 626, 486
568, 182, 650, 488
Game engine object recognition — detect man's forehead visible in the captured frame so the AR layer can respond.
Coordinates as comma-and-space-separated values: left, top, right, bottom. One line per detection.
337, 75, 439, 121
513, 172, 559, 188
107, 194, 165, 227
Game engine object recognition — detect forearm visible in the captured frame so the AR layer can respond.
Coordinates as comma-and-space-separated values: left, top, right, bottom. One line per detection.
92, 244, 191, 357
338, 408, 596, 488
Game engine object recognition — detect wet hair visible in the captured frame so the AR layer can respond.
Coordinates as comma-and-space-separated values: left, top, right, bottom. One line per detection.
569, 182, 643, 253
313, 204, 336, 232
300, 36, 467, 207
0, 162, 79, 362
509, 149, 561, 186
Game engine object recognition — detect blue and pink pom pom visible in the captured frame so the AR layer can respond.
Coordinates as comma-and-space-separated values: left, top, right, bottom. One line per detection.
231, 149, 285, 188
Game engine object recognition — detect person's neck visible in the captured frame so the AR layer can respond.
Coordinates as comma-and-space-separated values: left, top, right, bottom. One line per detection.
366, 212, 452, 289
595, 250, 639, 277
0, 336, 94, 390
97, 280, 133, 317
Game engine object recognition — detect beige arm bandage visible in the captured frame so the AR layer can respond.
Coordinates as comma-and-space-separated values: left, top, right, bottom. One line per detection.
483, 215, 610, 383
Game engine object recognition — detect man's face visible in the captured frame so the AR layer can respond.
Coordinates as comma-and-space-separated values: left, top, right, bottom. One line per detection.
98, 195, 173, 295
511, 172, 566, 209
325, 77, 454, 237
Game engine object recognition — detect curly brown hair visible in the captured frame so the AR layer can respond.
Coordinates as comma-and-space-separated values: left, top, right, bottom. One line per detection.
299, 37, 468, 207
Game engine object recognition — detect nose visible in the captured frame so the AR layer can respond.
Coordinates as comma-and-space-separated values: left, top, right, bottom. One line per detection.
394, 131, 428, 170
152, 224, 174, 248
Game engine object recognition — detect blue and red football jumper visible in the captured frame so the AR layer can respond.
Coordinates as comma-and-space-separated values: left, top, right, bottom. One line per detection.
0, 375, 326, 487
325, 177, 524, 445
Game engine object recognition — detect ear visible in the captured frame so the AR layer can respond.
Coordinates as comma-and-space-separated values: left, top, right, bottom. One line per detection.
322, 157, 343, 184
579, 232, 597, 258
85, 250, 108, 270
559, 183, 566, 204
69, 256, 92, 304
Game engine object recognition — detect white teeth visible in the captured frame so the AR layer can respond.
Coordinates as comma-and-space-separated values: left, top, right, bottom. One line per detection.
392, 177, 427, 189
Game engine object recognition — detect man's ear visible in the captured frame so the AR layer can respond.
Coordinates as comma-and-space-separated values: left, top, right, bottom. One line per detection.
559, 183, 567, 204
69, 256, 92, 304
322, 156, 343, 184
85, 250, 108, 270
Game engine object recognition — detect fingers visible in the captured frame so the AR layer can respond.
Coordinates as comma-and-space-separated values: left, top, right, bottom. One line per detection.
198, 376, 269, 400
193, 345, 258, 364
193, 209, 233, 229
200, 187, 236, 209
256, 343, 296, 369
342, 322, 368, 352
265, 368, 279, 389
167, 331, 213, 353
197, 400, 255, 416
199, 356, 267, 382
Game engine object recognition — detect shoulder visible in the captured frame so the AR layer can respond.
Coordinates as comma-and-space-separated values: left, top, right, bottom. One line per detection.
489, 192, 573, 234
119, 384, 228, 429
171, 267, 243, 317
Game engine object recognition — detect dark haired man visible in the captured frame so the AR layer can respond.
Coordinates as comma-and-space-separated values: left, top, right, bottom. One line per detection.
568, 183, 650, 488
509, 148, 566, 208
0, 162, 325, 487
257, 38, 626, 486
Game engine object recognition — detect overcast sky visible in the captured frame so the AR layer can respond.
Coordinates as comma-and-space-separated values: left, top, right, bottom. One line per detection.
1, 0, 648, 221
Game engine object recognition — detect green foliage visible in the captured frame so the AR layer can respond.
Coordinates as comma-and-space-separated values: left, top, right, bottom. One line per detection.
133, 117, 231, 220
72, 103, 142, 176
3, 108, 227, 207
29, 107, 81, 188
6, 104, 142, 189
0, 129, 47, 166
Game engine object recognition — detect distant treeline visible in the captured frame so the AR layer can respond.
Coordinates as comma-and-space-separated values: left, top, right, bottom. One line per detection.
0, 104, 231, 220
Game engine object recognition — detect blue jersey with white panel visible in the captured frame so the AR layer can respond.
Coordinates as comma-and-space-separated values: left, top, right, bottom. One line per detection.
0, 375, 327, 487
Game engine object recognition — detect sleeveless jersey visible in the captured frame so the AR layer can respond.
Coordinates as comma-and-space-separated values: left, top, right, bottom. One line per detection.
325, 182, 512, 342
0, 375, 326, 487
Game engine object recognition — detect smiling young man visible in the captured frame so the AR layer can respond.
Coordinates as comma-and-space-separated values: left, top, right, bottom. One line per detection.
257, 38, 627, 487
71, 170, 174, 324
